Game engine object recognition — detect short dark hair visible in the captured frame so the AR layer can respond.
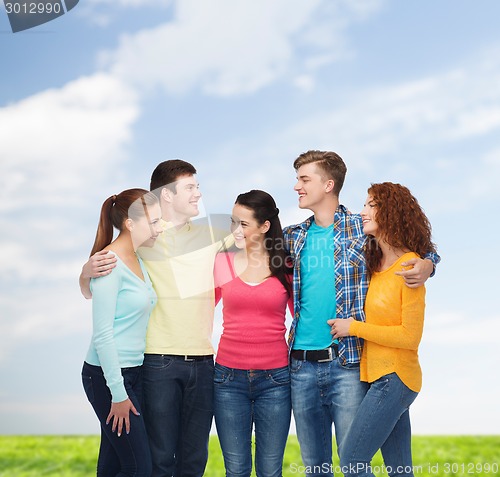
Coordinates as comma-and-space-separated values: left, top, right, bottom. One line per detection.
150, 159, 197, 194
294, 150, 347, 196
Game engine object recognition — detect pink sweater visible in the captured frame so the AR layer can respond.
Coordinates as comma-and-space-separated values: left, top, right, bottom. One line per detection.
214, 253, 291, 369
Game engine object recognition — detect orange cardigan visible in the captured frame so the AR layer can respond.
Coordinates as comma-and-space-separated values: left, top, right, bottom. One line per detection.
349, 252, 425, 392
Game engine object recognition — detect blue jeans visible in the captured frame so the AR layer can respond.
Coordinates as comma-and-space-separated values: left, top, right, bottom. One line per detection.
290, 357, 369, 477
142, 353, 214, 477
81, 362, 152, 477
214, 364, 291, 477
340, 373, 418, 477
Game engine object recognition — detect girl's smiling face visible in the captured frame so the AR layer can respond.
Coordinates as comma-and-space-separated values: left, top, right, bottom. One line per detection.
231, 203, 269, 250
360, 194, 379, 237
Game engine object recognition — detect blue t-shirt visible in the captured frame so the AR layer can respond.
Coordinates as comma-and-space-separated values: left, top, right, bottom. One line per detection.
293, 220, 337, 350
85, 253, 157, 402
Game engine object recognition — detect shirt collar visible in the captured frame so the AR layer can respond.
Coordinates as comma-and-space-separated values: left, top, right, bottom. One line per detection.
161, 218, 192, 234
297, 204, 348, 230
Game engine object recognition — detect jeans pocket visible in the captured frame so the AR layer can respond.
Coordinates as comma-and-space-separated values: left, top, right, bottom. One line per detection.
82, 375, 94, 403
289, 358, 303, 374
267, 366, 291, 386
214, 364, 232, 385
143, 355, 173, 370
375, 374, 391, 393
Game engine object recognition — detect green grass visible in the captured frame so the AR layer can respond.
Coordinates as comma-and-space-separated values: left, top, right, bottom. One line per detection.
0, 435, 498, 476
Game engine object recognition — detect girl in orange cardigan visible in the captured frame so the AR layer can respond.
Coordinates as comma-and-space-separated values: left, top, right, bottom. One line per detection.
331, 182, 437, 477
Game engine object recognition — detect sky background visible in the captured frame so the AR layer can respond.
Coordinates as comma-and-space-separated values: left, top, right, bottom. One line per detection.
1, 0, 499, 435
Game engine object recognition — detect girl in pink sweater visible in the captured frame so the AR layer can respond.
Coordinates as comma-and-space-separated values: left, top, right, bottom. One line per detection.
214, 190, 293, 477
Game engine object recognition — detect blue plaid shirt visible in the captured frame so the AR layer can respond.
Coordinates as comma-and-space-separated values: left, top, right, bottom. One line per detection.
283, 205, 440, 365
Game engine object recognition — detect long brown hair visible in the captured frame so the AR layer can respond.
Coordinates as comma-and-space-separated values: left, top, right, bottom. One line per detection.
90, 188, 159, 256
364, 182, 436, 275
235, 190, 292, 296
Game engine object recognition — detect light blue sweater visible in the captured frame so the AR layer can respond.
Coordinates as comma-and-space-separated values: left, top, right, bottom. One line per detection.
85, 253, 157, 402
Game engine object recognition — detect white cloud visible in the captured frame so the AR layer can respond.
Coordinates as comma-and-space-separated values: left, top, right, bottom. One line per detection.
0, 73, 139, 213
412, 382, 500, 434
0, 73, 141, 366
411, 310, 500, 434
167, 42, 500, 237
1, 290, 89, 340
0, 239, 86, 281
0, 284, 91, 364
293, 75, 316, 93
101, 0, 384, 97
299, 69, 500, 164
217, 45, 500, 210
483, 147, 500, 166
423, 311, 500, 345
414, 342, 500, 434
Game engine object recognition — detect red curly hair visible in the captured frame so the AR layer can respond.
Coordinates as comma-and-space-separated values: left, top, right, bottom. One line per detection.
364, 182, 436, 276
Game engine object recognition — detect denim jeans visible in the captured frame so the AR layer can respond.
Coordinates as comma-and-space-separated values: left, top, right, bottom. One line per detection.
290, 357, 369, 477
81, 362, 152, 477
340, 373, 418, 477
142, 353, 214, 477
214, 364, 291, 477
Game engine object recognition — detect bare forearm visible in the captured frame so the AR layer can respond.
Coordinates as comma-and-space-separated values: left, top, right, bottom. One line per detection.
79, 270, 92, 299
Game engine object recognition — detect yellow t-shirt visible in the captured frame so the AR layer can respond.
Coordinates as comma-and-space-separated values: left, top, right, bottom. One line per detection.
349, 252, 425, 392
138, 218, 232, 355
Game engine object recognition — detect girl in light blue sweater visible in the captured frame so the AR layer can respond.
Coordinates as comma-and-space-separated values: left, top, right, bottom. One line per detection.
82, 188, 162, 477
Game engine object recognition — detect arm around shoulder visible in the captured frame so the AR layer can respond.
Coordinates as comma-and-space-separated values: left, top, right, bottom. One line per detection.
79, 250, 118, 299
396, 252, 440, 289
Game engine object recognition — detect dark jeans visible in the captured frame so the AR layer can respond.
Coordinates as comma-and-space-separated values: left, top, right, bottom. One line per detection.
142, 354, 214, 477
81, 362, 152, 477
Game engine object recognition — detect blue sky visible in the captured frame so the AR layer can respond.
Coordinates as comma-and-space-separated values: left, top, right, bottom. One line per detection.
1, 0, 499, 435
